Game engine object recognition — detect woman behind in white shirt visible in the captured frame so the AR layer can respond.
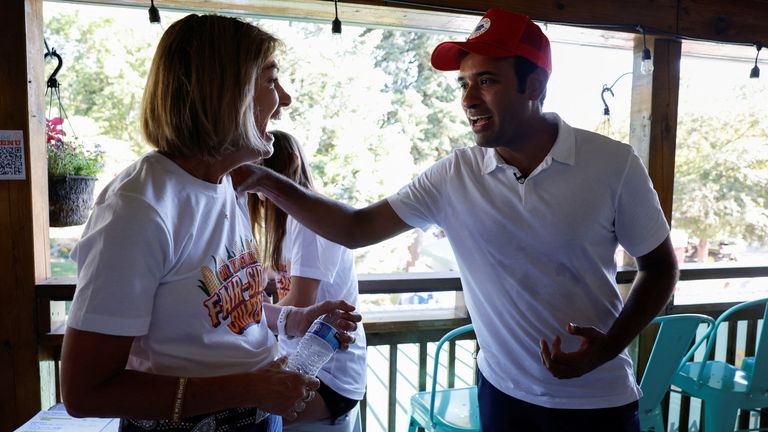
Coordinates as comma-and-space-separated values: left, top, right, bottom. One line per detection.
250, 130, 367, 431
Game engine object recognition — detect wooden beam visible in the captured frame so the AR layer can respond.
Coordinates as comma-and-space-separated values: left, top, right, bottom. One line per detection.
630, 34, 681, 385
55, 0, 768, 46
648, 38, 682, 225
55, 0, 480, 34
678, 0, 768, 47
0, 0, 49, 429
628, 35, 681, 225
629, 34, 654, 168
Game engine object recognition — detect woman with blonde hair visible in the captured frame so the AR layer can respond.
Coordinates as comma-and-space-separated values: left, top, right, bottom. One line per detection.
60, 14, 359, 432
250, 130, 366, 431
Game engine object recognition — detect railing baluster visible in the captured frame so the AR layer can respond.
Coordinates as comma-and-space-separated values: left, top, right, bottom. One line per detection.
418, 342, 427, 392
738, 319, 757, 429
726, 320, 737, 364
360, 393, 367, 432
448, 340, 456, 389
388, 344, 398, 432
679, 393, 691, 432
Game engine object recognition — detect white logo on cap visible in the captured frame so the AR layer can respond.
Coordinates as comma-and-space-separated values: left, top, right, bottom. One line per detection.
468, 17, 490, 40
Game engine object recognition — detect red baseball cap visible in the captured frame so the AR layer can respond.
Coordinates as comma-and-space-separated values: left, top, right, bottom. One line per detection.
431, 9, 552, 74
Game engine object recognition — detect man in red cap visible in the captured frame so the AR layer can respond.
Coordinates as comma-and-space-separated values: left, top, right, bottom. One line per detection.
237, 8, 677, 431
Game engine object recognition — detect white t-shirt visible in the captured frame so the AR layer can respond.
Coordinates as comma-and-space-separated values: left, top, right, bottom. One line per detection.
275, 216, 367, 400
387, 113, 670, 409
68, 152, 277, 377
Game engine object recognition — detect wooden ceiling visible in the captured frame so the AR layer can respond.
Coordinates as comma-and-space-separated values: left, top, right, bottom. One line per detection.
54, 0, 768, 47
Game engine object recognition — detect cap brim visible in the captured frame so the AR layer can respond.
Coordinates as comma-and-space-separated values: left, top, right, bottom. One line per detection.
430, 40, 518, 71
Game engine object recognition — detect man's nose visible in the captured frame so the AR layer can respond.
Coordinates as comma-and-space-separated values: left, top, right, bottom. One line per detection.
462, 84, 480, 110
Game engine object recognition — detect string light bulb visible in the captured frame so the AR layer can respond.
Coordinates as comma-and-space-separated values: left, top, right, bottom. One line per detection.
750, 45, 762, 79
148, 0, 161, 24
639, 26, 654, 75
331, 0, 342, 36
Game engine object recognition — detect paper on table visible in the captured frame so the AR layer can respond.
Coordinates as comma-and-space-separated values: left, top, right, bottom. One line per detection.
14, 403, 119, 432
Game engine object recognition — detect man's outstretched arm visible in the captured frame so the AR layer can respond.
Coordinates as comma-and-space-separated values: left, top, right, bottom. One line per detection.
234, 164, 411, 249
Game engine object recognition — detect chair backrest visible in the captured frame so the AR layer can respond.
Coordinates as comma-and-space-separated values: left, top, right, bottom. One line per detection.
743, 298, 768, 393
679, 297, 768, 390
429, 323, 475, 425
639, 314, 714, 412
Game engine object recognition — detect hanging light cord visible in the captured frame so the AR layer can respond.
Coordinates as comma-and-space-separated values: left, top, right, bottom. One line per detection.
148, 0, 161, 24
332, 0, 342, 35
751, 45, 762, 78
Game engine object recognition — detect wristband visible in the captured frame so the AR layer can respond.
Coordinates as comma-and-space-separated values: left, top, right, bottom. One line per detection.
171, 377, 188, 423
277, 306, 295, 338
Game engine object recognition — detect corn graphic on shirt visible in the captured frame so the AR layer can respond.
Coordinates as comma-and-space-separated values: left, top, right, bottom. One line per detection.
69, 152, 277, 378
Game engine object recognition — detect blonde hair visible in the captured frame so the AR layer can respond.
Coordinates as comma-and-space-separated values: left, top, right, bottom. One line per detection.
250, 130, 314, 271
140, 14, 281, 160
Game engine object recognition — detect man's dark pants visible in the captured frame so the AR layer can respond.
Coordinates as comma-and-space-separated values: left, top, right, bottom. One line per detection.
477, 369, 640, 432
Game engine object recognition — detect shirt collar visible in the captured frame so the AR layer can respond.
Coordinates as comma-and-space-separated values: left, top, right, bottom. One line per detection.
481, 113, 576, 174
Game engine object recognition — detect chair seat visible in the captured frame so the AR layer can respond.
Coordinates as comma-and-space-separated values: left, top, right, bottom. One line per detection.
674, 361, 750, 393
410, 386, 480, 432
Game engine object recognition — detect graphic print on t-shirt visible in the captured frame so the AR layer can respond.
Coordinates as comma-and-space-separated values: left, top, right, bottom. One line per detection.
274, 261, 291, 301
200, 237, 266, 334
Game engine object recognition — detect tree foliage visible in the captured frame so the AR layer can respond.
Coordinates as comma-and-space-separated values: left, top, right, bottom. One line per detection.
44, 9, 154, 155
372, 30, 471, 164
672, 111, 768, 249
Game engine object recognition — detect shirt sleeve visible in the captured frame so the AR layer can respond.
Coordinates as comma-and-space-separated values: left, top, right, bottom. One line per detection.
67, 193, 171, 336
615, 150, 670, 257
286, 217, 344, 283
387, 156, 452, 231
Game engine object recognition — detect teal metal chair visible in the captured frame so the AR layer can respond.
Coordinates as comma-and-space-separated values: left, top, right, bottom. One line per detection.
408, 324, 480, 432
671, 297, 768, 431
638, 314, 715, 431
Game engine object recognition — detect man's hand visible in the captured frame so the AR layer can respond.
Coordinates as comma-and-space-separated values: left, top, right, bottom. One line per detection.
231, 163, 267, 193
539, 323, 617, 379
288, 300, 362, 350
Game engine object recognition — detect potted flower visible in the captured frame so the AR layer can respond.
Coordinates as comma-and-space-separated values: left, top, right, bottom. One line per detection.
46, 117, 104, 227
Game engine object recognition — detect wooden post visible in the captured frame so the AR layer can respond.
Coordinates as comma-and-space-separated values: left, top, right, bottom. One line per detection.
0, 0, 50, 429
630, 34, 682, 381
647, 38, 681, 225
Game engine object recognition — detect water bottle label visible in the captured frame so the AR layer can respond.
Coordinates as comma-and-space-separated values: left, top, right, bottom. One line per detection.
309, 320, 341, 352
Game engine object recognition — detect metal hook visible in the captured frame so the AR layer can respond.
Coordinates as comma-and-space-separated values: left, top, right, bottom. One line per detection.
44, 48, 63, 90
601, 85, 614, 116
600, 71, 633, 117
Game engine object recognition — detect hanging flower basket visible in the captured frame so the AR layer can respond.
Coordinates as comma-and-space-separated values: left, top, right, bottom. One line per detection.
45, 117, 104, 227
48, 175, 97, 227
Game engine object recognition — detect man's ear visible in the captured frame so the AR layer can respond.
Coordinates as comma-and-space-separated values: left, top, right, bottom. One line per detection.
526, 68, 550, 103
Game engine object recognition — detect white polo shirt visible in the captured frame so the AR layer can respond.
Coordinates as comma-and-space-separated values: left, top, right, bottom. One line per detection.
387, 113, 669, 409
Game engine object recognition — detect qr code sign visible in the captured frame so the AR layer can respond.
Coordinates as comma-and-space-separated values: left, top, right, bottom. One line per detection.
0, 130, 26, 180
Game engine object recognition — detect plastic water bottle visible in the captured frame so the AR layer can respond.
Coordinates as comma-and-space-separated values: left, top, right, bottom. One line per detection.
286, 312, 341, 376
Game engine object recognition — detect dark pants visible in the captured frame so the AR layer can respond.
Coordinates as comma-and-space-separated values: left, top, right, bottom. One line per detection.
477, 370, 640, 432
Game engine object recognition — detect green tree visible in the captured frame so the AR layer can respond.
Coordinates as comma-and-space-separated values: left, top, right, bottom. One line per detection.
44, 9, 155, 155
673, 111, 768, 262
372, 30, 471, 165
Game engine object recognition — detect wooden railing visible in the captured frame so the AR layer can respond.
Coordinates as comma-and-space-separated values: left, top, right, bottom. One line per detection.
36, 266, 768, 431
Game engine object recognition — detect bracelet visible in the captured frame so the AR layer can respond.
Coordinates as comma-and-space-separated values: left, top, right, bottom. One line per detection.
277, 306, 295, 338
171, 377, 188, 423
